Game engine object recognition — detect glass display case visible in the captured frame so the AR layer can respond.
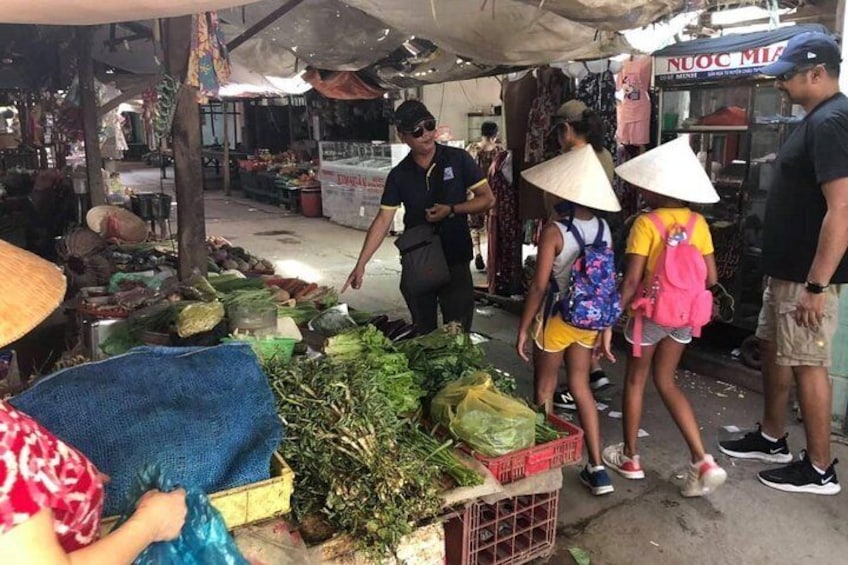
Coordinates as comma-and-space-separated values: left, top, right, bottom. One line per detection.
318, 141, 409, 232
318, 140, 465, 233
656, 80, 800, 329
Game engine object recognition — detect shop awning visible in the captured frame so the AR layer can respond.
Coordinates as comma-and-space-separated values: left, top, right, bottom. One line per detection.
0, 1, 263, 25
652, 23, 829, 56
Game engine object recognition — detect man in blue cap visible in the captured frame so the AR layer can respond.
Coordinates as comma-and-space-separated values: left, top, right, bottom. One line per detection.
342, 100, 495, 333
720, 31, 848, 495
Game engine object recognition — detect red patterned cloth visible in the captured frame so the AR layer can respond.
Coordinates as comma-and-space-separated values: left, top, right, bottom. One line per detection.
0, 401, 103, 552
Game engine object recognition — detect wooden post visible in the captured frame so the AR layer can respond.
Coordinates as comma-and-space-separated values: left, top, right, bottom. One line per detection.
223, 100, 231, 196
165, 16, 207, 279
76, 26, 106, 207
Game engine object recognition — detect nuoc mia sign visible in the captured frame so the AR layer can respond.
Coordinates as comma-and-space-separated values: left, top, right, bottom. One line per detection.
654, 41, 788, 84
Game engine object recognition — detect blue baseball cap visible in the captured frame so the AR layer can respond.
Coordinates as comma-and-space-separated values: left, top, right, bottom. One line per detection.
762, 31, 842, 77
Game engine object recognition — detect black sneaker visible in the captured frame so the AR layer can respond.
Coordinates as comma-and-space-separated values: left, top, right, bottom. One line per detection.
589, 369, 611, 391
553, 390, 576, 410
758, 452, 841, 495
718, 424, 793, 464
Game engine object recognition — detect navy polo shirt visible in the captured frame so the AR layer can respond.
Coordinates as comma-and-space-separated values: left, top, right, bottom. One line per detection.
381, 144, 486, 265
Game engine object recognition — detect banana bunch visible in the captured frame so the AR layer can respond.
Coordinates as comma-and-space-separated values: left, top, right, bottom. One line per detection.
152, 74, 180, 141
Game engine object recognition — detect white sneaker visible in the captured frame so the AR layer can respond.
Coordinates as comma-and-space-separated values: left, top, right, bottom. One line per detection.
602, 443, 645, 479
681, 454, 727, 497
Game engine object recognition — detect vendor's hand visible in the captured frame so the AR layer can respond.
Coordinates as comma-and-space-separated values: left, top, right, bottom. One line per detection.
594, 328, 616, 364
516, 330, 532, 363
97, 472, 111, 485
425, 204, 452, 223
342, 265, 365, 293
133, 488, 187, 543
795, 290, 826, 330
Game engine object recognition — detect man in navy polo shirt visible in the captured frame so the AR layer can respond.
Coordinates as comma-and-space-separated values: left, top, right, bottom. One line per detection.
719, 31, 848, 495
342, 100, 495, 333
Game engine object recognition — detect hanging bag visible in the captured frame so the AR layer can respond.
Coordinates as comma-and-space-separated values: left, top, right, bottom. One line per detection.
394, 160, 451, 296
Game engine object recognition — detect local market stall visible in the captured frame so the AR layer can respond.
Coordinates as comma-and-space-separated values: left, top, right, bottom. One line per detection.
9, 221, 585, 564
651, 24, 827, 343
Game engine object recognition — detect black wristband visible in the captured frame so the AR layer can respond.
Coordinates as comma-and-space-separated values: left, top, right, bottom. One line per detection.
805, 281, 828, 294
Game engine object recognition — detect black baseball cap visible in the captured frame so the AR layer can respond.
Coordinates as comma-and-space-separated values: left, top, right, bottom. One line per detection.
394, 100, 435, 131
762, 31, 842, 77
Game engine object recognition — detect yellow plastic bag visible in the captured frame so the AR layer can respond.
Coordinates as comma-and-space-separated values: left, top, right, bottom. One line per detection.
430, 372, 536, 457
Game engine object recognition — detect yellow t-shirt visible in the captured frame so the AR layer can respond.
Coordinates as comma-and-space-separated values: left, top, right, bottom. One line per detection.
626, 208, 714, 284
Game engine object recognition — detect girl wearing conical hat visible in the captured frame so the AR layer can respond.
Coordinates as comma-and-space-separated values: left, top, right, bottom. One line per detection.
603, 137, 730, 497
517, 108, 621, 497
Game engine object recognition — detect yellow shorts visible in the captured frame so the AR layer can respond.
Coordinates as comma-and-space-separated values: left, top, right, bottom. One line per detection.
534, 313, 599, 353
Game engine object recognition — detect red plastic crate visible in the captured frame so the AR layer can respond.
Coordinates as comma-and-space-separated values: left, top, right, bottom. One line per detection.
469, 414, 583, 484
445, 490, 560, 565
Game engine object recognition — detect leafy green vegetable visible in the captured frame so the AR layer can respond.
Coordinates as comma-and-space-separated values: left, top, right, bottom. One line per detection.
277, 302, 320, 325
325, 326, 423, 415
262, 356, 441, 558
397, 323, 487, 399
209, 276, 265, 293
399, 425, 483, 487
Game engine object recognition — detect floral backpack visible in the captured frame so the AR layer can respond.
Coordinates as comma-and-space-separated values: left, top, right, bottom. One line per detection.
552, 218, 622, 330
630, 212, 713, 356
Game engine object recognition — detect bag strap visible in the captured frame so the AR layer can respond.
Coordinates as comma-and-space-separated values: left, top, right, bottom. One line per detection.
592, 217, 605, 246
647, 212, 667, 240
684, 211, 698, 238
560, 218, 587, 251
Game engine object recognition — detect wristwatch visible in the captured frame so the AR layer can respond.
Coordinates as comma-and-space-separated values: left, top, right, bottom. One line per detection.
448, 204, 456, 218
805, 280, 828, 294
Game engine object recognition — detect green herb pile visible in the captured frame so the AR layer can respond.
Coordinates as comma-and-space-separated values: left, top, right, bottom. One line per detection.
263, 356, 442, 557
396, 323, 486, 399
397, 323, 517, 398
399, 425, 483, 488
325, 325, 423, 415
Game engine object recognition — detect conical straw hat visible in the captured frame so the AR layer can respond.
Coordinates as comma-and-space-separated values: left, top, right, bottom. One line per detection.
0, 240, 66, 348
521, 144, 621, 212
615, 137, 719, 204
86, 205, 148, 243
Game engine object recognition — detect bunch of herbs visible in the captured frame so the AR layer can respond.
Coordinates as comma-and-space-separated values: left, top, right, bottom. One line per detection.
263, 356, 441, 557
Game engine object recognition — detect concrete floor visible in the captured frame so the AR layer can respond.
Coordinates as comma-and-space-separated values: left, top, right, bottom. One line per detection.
121, 163, 848, 565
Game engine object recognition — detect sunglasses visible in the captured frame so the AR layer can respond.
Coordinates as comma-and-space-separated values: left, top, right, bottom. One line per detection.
403, 119, 437, 138
775, 65, 816, 82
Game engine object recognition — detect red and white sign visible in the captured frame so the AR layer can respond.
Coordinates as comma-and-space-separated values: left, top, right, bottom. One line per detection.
654, 41, 788, 83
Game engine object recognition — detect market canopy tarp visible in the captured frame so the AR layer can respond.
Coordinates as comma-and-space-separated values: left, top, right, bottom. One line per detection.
0, 0, 263, 25
514, 0, 687, 32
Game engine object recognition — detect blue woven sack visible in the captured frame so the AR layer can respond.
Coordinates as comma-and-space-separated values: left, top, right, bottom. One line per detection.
11, 344, 282, 515
114, 465, 248, 565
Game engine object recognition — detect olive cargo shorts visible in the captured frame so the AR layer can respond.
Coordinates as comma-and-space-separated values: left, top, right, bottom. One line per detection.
756, 278, 841, 367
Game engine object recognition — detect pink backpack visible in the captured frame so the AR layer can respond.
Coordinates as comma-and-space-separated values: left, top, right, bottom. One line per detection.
630, 212, 713, 357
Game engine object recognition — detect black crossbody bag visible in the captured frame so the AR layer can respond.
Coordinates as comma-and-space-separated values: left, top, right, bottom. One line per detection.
394, 161, 451, 296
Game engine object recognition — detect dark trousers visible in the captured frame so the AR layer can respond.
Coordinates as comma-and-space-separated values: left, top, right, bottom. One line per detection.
401, 262, 474, 334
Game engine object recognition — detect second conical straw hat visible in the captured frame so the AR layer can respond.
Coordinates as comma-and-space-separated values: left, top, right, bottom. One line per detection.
614, 137, 719, 204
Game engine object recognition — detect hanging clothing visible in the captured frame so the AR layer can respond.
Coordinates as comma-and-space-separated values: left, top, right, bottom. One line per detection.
187, 12, 231, 103
487, 150, 523, 297
467, 143, 504, 230
524, 68, 571, 166
616, 56, 652, 146
576, 63, 618, 160
520, 67, 573, 220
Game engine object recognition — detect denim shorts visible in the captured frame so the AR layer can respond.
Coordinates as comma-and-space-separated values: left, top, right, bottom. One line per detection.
624, 316, 693, 347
